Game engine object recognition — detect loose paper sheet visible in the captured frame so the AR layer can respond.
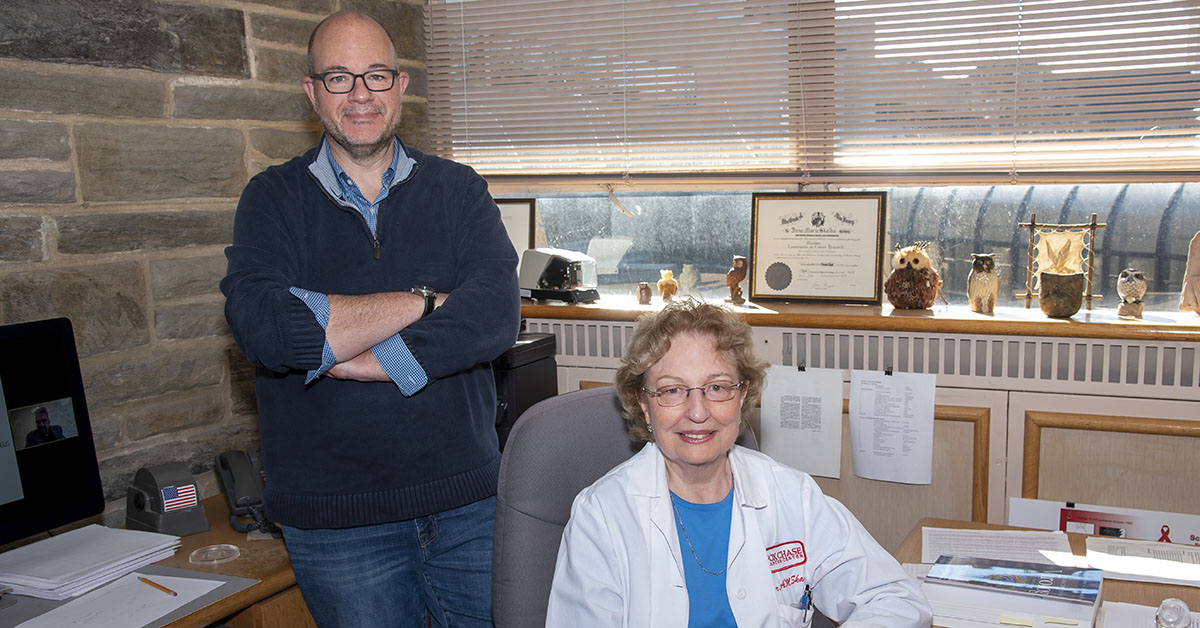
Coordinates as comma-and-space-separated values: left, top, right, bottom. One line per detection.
1085, 536, 1200, 586
921, 527, 1076, 565
16, 571, 221, 628
1101, 601, 1200, 627
759, 366, 843, 478
848, 370, 934, 484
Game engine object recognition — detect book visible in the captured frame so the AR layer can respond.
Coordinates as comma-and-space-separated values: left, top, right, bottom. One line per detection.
920, 554, 1103, 628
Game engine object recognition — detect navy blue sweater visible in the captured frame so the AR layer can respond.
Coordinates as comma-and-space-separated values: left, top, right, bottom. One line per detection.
221, 140, 520, 529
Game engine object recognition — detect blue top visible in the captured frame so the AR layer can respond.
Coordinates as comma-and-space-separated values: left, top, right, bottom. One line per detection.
221, 137, 520, 529
671, 489, 737, 628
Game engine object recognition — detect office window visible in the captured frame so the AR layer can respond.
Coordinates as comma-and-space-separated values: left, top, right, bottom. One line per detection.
430, 1, 1200, 312
428, 0, 1200, 179
515, 182, 1199, 310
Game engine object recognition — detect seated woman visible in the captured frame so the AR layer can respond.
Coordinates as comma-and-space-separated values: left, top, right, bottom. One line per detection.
546, 299, 931, 627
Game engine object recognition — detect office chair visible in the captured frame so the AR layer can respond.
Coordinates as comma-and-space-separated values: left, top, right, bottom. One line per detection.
491, 385, 759, 628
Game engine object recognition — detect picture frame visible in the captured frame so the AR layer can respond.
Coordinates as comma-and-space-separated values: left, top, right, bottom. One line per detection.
496, 198, 537, 260
750, 191, 887, 305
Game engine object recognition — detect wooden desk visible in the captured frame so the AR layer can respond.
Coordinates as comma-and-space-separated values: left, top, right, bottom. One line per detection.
897, 517, 1200, 611
155, 495, 315, 628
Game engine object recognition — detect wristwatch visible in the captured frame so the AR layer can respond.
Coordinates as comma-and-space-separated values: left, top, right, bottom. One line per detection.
411, 285, 436, 317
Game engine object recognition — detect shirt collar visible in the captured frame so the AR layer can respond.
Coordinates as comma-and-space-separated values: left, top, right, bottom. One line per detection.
309, 136, 416, 201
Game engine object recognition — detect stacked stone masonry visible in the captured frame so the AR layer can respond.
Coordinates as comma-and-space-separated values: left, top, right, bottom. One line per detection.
0, 0, 428, 526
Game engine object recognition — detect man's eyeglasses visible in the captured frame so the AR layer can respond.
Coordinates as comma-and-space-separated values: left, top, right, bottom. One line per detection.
641, 381, 744, 407
310, 69, 399, 94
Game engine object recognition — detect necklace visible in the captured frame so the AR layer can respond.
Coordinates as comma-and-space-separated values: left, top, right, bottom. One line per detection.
670, 495, 730, 576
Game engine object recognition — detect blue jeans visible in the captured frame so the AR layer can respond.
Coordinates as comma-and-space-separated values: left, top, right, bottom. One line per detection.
281, 496, 496, 628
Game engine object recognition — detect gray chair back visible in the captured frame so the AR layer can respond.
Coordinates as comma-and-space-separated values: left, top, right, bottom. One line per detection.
491, 385, 757, 628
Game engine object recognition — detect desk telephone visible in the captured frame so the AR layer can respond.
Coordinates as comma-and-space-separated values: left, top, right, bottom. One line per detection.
216, 449, 280, 538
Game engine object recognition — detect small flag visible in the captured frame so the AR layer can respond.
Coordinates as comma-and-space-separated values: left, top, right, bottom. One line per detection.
162, 484, 197, 512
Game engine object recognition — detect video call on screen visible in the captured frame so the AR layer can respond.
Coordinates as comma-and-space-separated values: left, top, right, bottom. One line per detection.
0, 332, 82, 507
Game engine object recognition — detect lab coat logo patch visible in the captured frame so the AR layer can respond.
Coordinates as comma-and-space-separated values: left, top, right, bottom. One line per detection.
766, 540, 806, 573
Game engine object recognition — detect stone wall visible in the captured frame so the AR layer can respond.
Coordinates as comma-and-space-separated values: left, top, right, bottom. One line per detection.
0, 0, 428, 527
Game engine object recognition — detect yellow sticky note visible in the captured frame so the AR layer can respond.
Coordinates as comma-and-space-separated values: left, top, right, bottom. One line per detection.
998, 617, 1034, 627
1045, 618, 1079, 626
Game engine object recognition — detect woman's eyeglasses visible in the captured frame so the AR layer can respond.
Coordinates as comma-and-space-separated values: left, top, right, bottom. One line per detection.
641, 381, 744, 407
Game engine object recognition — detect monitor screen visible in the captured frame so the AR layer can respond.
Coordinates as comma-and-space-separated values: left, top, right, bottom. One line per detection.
0, 318, 104, 546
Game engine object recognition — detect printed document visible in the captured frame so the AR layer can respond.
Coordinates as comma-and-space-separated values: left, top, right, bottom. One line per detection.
921, 527, 1076, 565
16, 571, 221, 628
848, 370, 934, 484
1102, 601, 1200, 627
1085, 536, 1200, 586
759, 366, 843, 478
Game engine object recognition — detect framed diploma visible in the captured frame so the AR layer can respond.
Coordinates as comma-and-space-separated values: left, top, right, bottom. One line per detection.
496, 198, 536, 259
750, 192, 887, 305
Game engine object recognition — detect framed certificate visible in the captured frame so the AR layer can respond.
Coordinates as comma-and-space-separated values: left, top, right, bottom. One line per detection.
496, 198, 536, 259
750, 192, 887, 305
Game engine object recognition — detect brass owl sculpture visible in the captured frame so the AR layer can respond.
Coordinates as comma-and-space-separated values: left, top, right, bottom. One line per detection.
883, 242, 943, 309
967, 253, 999, 314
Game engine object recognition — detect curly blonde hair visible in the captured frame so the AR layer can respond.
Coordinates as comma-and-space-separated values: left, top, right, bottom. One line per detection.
614, 298, 767, 442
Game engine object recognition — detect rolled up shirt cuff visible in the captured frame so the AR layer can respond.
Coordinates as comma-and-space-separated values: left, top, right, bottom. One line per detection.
289, 287, 337, 384
371, 334, 429, 396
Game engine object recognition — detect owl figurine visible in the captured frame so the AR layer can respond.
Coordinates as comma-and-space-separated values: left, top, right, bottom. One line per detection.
677, 263, 700, 295
1117, 267, 1147, 318
967, 253, 999, 314
657, 269, 679, 301
726, 255, 748, 304
883, 242, 943, 309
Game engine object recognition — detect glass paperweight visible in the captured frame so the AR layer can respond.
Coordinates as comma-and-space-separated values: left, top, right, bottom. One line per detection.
1157, 598, 1192, 628
188, 543, 241, 565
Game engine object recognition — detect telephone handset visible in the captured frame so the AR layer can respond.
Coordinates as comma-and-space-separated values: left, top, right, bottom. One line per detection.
216, 449, 280, 537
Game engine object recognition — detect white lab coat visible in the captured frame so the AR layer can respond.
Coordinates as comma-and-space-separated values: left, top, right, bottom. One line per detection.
546, 443, 932, 628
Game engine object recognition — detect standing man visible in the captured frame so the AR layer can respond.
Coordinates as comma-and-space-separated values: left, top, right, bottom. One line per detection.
220, 10, 519, 628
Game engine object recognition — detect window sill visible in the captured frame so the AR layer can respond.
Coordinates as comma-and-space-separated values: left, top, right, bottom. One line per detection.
521, 295, 1200, 343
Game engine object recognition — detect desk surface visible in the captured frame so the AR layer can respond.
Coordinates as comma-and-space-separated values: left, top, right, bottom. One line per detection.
154, 495, 297, 628
896, 517, 1200, 611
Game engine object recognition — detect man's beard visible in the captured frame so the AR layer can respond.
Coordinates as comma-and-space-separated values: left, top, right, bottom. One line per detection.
317, 103, 400, 161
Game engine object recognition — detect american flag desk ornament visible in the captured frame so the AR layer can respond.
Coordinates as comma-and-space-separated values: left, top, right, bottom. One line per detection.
125, 462, 209, 536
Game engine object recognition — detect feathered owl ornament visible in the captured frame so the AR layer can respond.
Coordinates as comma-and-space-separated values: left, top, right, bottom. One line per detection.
884, 242, 943, 309
967, 253, 999, 314
1116, 267, 1147, 318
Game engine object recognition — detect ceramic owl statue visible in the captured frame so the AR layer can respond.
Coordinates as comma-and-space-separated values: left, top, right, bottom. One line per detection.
967, 253, 999, 314
1116, 267, 1147, 318
1117, 268, 1147, 304
677, 263, 700, 295
883, 242, 943, 309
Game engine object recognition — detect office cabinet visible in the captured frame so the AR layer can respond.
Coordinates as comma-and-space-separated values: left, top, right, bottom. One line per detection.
493, 332, 557, 451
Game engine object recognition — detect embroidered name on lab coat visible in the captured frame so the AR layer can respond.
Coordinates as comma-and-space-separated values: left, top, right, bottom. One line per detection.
766, 540, 807, 573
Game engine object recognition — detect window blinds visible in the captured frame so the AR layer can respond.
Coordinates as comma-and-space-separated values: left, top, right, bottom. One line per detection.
425, 0, 1200, 179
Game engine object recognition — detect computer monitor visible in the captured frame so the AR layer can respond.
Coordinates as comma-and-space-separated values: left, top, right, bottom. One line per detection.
0, 317, 104, 546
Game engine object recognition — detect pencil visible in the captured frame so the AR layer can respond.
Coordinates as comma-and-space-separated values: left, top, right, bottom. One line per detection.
138, 576, 178, 596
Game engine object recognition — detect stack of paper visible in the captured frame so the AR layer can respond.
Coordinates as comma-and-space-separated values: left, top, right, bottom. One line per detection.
0, 525, 179, 600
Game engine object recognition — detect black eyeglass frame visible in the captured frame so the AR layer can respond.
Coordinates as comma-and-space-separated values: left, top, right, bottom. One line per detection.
640, 381, 746, 407
309, 69, 400, 94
